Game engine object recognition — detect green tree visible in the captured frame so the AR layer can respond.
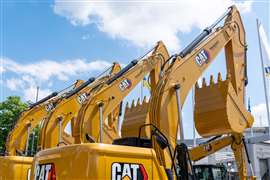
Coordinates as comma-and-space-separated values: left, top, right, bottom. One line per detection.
0, 96, 28, 154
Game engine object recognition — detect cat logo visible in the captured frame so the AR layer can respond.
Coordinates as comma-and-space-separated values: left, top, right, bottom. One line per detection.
34, 163, 56, 180
77, 93, 88, 104
195, 49, 210, 66
119, 79, 132, 92
45, 102, 55, 112
204, 144, 212, 151
111, 162, 148, 180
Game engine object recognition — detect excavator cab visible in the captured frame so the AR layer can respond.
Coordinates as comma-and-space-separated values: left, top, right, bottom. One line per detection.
194, 164, 227, 180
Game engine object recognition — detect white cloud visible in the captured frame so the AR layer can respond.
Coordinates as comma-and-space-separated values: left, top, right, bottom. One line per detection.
3, 57, 111, 81
2, 57, 113, 101
53, 0, 253, 51
5, 77, 51, 102
251, 103, 270, 127
236, 1, 253, 13
81, 34, 91, 40
6, 78, 24, 91
24, 86, 52, 103
0, 66, 4, 73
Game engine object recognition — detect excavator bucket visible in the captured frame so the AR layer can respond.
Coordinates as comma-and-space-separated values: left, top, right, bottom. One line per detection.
121, 97, 150, 138
194, 74, 254, 137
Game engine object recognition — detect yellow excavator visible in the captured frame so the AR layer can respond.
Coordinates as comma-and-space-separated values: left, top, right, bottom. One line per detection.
28, 40, 169, 178
30, 6, 255, 180
5, 81, 84, 156
147, 5, 254, 179
122, 5, 254, 179
0, 80, 83, 179
0, 63, 122, 179
72, 41, 169, 144
40, 63, 121, 149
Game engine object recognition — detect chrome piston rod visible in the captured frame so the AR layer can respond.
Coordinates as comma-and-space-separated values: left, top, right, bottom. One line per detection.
58, 116, 63, 144
25, 123, 31, 156
98, 103, 104, 143
175, 84, 184, 142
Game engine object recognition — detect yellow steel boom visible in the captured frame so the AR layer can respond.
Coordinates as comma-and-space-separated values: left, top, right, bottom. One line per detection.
74, 41, 169, 144
40, 63, 121, 149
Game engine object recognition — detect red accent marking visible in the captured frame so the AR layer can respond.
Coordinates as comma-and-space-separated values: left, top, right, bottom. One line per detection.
139, 165, 148, 180
205, 50, 211, 64
127, 79, 132, 89
47, 164, 56, 180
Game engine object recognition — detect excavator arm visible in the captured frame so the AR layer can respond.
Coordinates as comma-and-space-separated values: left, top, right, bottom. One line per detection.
5, 92, 59, 156
148, 6, 254, 179
5, 81, 83, 156
189, 135, 233, 162
74, 41, 170, 143
40, 63, 121, 149
189, 134, 255, 179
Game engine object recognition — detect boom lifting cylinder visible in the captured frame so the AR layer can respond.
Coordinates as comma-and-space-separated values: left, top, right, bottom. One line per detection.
29, 91, 58, 109
57, 116, 63, 144
98, 102, 104, 143
174, 84, 184, 141
24, 123, 31, 156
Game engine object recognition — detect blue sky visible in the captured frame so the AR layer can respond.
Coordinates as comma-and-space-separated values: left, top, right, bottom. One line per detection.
0, 0, 269, 138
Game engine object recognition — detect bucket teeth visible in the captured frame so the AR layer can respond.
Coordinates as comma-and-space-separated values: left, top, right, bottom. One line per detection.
218, 72, 222, 82
202, 78, 207, 87
143, 96, 147, 103
195, 82, 199, 89
126, 96, 148, 110
198, 73, 226, 88
137, 98, 141, 106
210, 75, 214, 85
131, 100, 135, 108
122, 96, 149, 137
125, 102, 129, 110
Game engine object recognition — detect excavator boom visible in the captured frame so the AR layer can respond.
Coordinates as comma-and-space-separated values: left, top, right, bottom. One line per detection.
40, 63, 121, 149
74, 41, 169, 143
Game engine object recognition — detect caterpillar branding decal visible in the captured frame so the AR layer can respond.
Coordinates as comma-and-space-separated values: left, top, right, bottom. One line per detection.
34, 163, 56, 180
45, 102, 55, 112
119, 79, 132, 91
195, 49, 210, 66
111, 162, 148, 180
203, 144, 212, 151
77, 93, 88, 104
